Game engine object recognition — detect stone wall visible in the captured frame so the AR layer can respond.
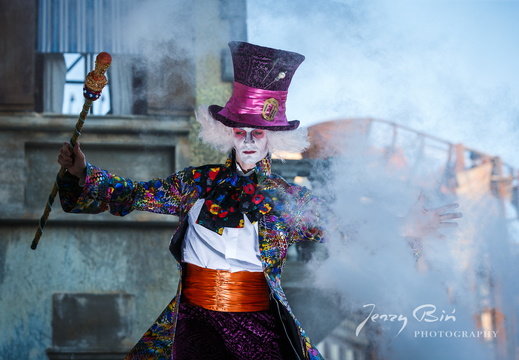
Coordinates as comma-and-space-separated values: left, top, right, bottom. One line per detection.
0, 114, 190, 359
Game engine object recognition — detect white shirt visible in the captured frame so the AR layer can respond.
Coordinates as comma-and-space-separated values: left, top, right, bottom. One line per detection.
182, 198, 263, 272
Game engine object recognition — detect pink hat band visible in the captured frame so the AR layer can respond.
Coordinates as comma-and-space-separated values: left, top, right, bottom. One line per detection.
218, 82, 289, 128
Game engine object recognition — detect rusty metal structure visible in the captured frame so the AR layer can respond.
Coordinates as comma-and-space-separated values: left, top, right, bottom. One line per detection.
273, 118, 518, 360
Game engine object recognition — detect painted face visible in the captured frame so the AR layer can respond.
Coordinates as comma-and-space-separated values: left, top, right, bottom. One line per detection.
233, 127, 269, 169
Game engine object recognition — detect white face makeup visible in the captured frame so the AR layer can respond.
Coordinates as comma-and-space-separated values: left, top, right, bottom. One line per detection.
232, 127, 269, 170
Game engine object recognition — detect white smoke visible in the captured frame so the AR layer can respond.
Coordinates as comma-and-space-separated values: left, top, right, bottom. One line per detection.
309, 140, 503, 359
248, 1, 519, 358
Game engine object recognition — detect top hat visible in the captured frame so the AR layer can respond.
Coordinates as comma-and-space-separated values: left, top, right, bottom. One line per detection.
209, 41, 305, 131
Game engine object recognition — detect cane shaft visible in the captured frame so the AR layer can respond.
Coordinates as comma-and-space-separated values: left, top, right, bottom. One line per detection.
30, 100, 93, 250
31, 52, 111, 250
70, 98, 92, 147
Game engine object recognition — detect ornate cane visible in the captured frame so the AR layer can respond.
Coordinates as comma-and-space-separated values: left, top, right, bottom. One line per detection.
31, 52, 112, 250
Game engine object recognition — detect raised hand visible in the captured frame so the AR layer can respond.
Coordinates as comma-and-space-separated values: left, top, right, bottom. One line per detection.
403, 194, 462, 239
57, 142, 87, 180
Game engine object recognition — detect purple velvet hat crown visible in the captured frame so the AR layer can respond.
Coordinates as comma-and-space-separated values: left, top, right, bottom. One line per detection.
209, 41, 305, 131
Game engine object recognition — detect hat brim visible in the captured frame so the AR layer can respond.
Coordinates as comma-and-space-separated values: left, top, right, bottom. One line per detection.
208, 105, 300, 131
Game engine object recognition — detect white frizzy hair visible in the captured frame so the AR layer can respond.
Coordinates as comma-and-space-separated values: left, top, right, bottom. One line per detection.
195, 106, 234, 153
195, 105, 310, 158
265, 127, 309, 159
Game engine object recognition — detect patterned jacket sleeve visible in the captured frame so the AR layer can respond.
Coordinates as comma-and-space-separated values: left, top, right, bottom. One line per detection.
58, 163, 188, 216
287, 185, 330, 244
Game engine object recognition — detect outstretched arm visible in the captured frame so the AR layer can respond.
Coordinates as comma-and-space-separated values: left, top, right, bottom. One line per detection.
56, 142, 186, 217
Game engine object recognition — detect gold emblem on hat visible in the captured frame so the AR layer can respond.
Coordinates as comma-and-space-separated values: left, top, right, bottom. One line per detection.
262, 98, 279, 121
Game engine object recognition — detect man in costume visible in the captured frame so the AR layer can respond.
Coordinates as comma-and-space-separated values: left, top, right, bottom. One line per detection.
57, 41, 460, 359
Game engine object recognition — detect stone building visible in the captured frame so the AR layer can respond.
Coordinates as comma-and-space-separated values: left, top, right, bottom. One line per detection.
0, 0, 248, 358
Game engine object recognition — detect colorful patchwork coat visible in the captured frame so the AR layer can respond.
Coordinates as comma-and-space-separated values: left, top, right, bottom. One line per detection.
58, 153, 327, 360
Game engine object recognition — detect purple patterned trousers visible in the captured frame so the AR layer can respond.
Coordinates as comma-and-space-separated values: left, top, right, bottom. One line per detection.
172, 301, 294, 359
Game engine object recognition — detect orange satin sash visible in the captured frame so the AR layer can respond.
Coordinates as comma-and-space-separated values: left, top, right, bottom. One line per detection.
182, 263, 271, 312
